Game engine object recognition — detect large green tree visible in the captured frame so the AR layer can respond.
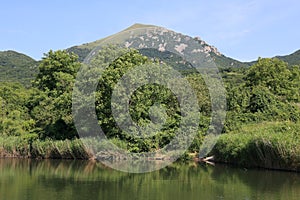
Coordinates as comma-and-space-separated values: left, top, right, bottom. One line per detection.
31, 50, 80, 139
245, 58, 292, 97
34, 50, 80, 94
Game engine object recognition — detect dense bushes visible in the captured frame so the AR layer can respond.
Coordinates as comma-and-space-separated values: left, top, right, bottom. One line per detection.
224, 58, 300, 132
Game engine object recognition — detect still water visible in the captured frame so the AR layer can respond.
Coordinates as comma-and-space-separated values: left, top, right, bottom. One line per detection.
0, 159, 300, 200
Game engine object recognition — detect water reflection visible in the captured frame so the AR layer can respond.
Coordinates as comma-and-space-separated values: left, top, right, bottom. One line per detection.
0, 159, 300, 200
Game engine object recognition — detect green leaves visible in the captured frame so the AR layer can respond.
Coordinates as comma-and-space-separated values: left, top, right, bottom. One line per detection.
33, 50, 80, 94
29, 50, 81, 139
0, 83, 35, 136
3, 45, 300, 160
92, 47, 207, 153
225, 58, 300, 132
245, 58, 292, 97
248, 86, 277, 113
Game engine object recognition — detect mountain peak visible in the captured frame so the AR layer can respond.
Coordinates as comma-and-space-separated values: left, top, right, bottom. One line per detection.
66, 24, 300, 68
67, 23, 245, 67
123, 23, 156, 31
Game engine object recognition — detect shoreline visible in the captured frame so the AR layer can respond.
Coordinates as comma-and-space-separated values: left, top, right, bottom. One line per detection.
1, 149, 300, 173
2, 121, 300, 173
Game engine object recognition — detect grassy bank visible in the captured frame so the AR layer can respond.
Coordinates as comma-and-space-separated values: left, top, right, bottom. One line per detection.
2, 121, 300, 172
0, 136, 193, 161
0, 137, 91, 159
212, 121, 300, 171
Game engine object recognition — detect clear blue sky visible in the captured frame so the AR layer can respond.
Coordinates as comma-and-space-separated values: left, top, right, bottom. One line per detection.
1, 0, 299, 61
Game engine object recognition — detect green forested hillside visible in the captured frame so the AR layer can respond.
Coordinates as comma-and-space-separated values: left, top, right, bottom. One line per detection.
276, 49, 300, 65
0, 51, 38, 86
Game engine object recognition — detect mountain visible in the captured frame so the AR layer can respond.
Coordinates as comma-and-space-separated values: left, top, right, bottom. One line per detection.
275, 49, 300, 66
193, 37, 251, 68
1, 23, 300, 86
67, 23, 156, 62
67, 23, 250, 69
0, 50, 38, 86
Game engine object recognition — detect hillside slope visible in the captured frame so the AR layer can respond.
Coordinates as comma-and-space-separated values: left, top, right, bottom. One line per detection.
0, 50, 38, 86
67, 23, 249, 68
276, 49, 300, 65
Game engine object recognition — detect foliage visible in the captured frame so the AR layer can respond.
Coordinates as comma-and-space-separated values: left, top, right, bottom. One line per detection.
0, 50, 38, 87
33, 50, 80, 93
0, 50, 81, 140
245, 58, 293, 97
2, 45, 300, 168
225, 58, 300, 132
83, 46, 212, 153
93, 48, 177, 152
0, 82, 35, 136
31, 50, 81, 139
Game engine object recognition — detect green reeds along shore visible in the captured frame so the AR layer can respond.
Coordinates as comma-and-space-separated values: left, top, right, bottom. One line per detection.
0, 137, 91, 159
2, 121, 300, 172
211, 121, 300, 171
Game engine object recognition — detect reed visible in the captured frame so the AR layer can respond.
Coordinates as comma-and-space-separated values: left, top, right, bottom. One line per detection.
212, 121, 300, 171
0, 137, 92, 159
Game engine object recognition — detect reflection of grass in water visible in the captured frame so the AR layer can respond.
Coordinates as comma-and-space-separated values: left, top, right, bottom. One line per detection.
1, 159, 300, 200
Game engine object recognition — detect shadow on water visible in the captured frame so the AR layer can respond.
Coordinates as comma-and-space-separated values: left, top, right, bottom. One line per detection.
0, 159, 300, 200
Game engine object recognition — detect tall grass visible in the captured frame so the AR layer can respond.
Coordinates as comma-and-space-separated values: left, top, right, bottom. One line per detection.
212, 121, 300, 171
0, 137, 92, 159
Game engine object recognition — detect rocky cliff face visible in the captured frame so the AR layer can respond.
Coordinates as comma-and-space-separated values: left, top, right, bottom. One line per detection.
194, 36, 222, 56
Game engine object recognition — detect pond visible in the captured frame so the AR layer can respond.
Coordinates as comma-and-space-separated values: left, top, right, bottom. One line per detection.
0, 159, 300, 200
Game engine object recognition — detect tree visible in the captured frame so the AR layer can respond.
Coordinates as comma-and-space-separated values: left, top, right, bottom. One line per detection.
0, 82, 35, 136
289, 65, 300, 101
245, 58, 292, 96
34, 50, 80, 95
247, 86, 277, 113
32, 50, 81, 139
87, 46, 205, 152
94, 48, 156, 151
224, 58, 300, 132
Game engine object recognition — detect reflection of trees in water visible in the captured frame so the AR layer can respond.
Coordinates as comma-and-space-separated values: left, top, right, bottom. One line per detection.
211, 164, 300, 199
1, 159, 300, 200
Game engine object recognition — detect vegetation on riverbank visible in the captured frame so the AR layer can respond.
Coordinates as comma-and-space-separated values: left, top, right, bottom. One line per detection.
212, 121, 300, 171
0, 136, 91, 159
1, 45, 300, 171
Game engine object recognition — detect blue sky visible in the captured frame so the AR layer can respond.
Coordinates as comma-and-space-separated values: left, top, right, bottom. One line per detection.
1, 0, 299, 61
